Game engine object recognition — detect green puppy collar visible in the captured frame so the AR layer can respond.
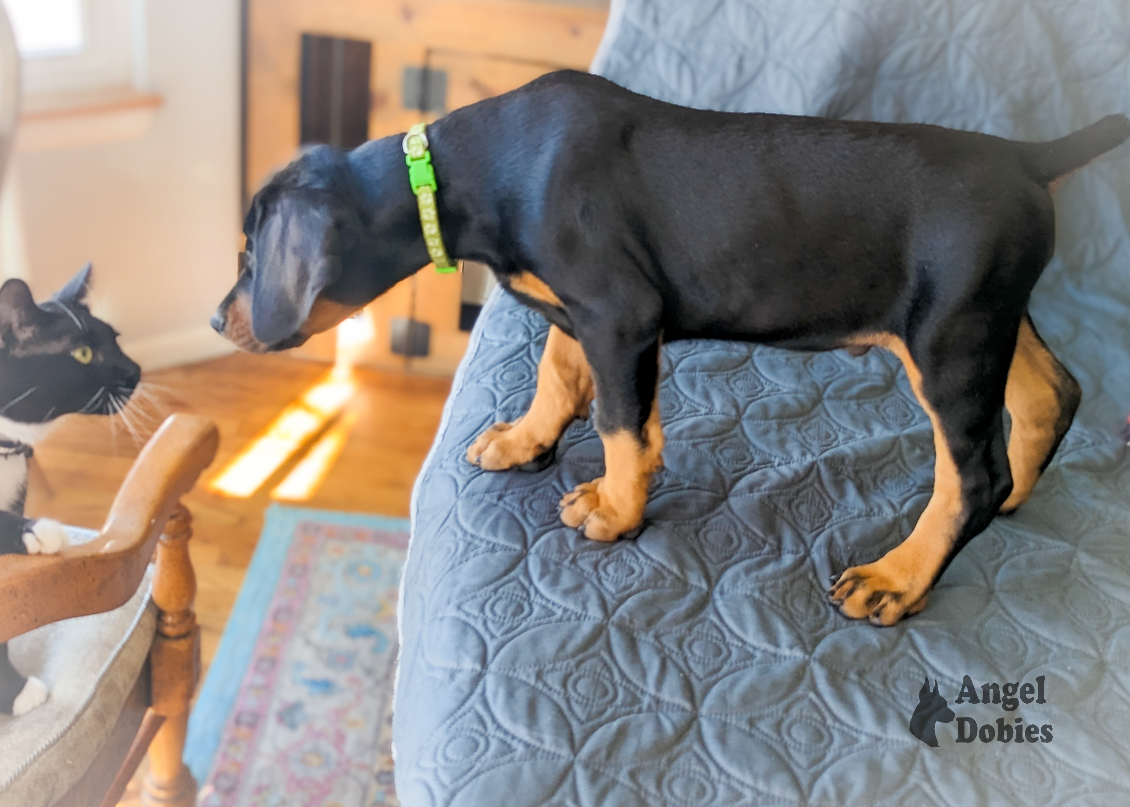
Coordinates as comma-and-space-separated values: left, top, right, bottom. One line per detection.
403, 123, 457, 274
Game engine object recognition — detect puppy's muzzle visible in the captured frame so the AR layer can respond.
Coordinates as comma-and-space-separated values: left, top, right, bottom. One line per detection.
213, 292, 277, 353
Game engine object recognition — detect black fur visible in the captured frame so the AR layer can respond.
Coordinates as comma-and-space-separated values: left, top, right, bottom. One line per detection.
0, 642, 28, 715
0, 264, 141, 422
0, 264, 141, 715
215, 70, 1129, 585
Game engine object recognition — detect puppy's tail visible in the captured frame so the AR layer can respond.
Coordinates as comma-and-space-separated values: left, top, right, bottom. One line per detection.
1021, 114, 1130, 185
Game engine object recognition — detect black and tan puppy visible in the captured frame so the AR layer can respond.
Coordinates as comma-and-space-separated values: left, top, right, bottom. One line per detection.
213, 71, 1129, 625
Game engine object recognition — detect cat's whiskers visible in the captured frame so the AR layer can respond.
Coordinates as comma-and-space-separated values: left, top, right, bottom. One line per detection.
128, 388, 165, 435
131, 380, 177, 395
125, 383, 167, 426
41, 299, 84, 332
0, 386, 38, 415
78, 386, 106, 415
115, 405, 138, 444
110, 392, 133, 432
110, 392, 148, 446
134, 380, 190, 412
107, 394, 122, 456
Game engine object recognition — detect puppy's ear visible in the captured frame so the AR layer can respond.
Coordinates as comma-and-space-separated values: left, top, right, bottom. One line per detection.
249, 196, 339, 345
0, 278, 45, 348
52, 262, 93, 305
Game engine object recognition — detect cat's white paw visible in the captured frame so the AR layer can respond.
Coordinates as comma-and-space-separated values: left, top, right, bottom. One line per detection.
22, 519, 69, 555
12, 676, 48, 716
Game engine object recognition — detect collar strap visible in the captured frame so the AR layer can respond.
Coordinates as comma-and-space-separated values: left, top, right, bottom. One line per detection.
403, 124, 458, 274
0, 439, 32, 458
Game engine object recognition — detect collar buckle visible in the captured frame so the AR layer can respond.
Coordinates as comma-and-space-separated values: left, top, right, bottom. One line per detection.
403, 124, 429, 157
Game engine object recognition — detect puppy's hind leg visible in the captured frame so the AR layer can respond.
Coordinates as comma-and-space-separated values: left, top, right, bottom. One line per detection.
829, 332, 1013, 625
999, 315, 1080, 513
468, 325, 594, 472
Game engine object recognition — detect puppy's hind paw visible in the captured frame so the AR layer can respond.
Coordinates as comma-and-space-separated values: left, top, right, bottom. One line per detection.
12, 676, 48, 716
827, 562, 928, 626
23, 519, 69, 555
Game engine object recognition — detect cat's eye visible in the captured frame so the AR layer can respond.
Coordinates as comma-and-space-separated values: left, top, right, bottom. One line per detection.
71, 346, 93, 364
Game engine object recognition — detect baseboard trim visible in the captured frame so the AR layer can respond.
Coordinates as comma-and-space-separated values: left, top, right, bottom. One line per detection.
121, 324, 236, 372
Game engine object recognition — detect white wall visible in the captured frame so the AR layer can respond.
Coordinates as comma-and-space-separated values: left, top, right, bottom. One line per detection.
13, 0, 239, 369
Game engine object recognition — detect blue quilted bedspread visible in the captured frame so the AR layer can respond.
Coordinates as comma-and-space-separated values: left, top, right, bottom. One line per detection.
394, 1, 1130, 804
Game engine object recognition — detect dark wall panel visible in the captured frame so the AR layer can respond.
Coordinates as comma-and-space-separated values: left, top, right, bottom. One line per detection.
300, 34, 372, 149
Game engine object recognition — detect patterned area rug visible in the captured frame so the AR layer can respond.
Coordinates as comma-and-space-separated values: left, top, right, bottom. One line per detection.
185, 505, 408, 807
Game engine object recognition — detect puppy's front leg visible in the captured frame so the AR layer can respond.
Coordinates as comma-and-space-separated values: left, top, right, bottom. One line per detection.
559, 323, 663, 542
468, 325, 593, 472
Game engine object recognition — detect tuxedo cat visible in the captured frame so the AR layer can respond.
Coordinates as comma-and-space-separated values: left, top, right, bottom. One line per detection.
0, 264, 140, 716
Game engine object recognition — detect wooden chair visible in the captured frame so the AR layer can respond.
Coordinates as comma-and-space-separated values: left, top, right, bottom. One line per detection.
0, 413, 219, 807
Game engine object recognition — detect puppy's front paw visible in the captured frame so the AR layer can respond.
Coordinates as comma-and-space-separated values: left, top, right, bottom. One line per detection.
559, 478, 644, 542
466, 421, 555, 472
22, 519, 69, 555
12, 676, 48, 716
827, 562, 928, 626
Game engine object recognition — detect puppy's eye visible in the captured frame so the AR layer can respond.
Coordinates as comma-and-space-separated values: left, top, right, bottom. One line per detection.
71, 346, 93, 364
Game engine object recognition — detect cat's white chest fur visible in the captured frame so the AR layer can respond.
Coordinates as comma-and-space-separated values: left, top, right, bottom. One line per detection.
0, 415, 55, 447
0, 450, 27, 511
0, 417, 55, 511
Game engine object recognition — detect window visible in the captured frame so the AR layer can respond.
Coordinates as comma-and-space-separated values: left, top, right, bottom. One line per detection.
7, 0, 84, 56
2, 0, 144, 97
8, 0, 85, 57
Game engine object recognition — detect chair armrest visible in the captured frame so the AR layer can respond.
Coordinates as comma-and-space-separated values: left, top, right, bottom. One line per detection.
0, 413, 219, 643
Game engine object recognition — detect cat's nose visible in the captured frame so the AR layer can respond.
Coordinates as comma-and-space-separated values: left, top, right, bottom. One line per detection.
210, 311, 226, 335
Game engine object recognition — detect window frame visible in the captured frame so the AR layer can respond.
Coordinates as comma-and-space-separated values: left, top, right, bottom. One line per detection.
7, 0, 145, 99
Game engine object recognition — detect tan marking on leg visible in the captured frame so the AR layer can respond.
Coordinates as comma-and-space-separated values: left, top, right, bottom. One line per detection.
467, 325, 593, 470
1000, 319, 1066, 511
830, 334, 963, 625
301, 297, 361, 337
1048, 171, 1081, 195
509, 272, 563, 307
559, 388, 663, 542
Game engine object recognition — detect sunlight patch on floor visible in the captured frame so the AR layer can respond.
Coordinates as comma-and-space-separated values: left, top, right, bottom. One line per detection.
271, 410, 358, 501
206, 314, 373, 499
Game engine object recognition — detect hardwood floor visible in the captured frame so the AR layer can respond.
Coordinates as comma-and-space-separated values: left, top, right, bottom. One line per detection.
25, 351, 451, 672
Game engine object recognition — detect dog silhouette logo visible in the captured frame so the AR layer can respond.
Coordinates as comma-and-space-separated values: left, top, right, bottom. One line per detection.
910, 677, 955, 747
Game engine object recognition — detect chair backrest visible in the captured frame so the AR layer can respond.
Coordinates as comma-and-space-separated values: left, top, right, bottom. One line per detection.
0, 413, 219, 643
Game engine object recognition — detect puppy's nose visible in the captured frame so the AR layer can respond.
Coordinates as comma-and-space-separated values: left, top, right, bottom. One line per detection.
210, 311, 226, 335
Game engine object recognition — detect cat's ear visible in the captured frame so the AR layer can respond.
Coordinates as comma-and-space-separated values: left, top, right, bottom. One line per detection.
53, 262, 93, 305
0, 278, 45, 347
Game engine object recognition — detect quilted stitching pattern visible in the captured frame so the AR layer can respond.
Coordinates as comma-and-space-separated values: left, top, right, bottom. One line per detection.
396, 2, 1130, 804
